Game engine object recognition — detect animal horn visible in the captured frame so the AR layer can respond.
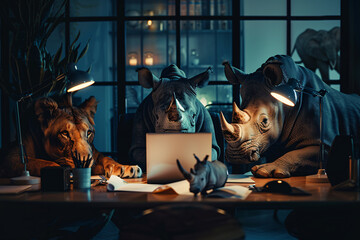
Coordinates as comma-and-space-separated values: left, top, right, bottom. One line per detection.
220, 111, 241, 142
202, 155, 209, 163
173, 92, 185, 112
193, 154, 201, 164
166, 93, 176, 112
177, 159, 194, 181
232, 102, 250, 123
223, 61, 248, 84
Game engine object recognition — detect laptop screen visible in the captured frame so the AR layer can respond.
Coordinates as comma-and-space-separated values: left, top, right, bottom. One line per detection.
146, 133, 212, 184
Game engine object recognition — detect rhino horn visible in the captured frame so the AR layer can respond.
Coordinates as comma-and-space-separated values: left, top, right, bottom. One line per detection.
223, 61, 248, 84
232, 102, 250, 124
189, 66, 212, 88
137, 67, 160, 89
220, 111, 241, 142
177, 159, 194, 181
202, 155, 209, 163
193, 154, 201, 164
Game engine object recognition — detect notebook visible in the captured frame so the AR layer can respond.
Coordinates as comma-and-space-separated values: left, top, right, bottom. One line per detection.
146, 133, 212, 184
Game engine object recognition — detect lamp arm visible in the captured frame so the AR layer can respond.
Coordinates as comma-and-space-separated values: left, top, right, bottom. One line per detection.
15, 100, 27, 169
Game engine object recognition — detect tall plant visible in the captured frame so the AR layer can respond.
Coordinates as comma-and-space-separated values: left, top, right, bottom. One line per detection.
0, 0, 89, 100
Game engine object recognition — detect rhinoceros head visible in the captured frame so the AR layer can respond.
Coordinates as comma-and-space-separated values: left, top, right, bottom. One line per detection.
137, 64, 212, 133
221, 56, 291, 164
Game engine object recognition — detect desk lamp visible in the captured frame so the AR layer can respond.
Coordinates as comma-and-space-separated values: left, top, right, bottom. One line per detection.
270, 78, 329, 183
10, 63, 94, 185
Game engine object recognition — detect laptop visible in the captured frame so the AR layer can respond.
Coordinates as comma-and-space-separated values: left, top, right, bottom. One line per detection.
146, 133, 212, 184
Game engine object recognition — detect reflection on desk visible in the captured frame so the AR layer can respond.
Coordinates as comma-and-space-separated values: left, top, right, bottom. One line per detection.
0, 175, 359, 209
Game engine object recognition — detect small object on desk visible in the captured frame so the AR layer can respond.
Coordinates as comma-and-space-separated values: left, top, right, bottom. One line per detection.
72, 150, 93, 168
0, 185, 32, 194
206, 185, 251, 199
250, 180, 311, 196
41, 166, 71, 192
73, 168, 91, 189
177, 154, 228, 196
227, 174, 255, 183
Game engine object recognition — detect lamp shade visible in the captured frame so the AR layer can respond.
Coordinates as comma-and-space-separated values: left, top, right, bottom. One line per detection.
66, 63, 95, 93
270, 84, 297, 107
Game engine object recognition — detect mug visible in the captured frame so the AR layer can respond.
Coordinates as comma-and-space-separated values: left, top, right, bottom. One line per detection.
73, 168, 91, 189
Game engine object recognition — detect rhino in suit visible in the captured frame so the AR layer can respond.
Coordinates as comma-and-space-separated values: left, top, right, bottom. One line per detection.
221, 55, 360, 178
130, 64, 220, 171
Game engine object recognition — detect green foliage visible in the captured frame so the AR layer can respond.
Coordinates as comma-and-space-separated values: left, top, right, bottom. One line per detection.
0, 0, 89, 100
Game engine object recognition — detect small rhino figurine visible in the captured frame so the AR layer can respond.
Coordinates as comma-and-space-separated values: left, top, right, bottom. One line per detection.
177, 154, 228, 196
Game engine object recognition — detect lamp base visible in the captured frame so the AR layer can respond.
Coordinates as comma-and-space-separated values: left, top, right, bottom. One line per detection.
306, 169, 329, 183
10, 171, 41, 185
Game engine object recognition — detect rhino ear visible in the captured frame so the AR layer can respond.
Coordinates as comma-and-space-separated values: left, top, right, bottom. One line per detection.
34, 97, 59, 128
137, 67, 160, 89
188, 67, 212, 88
222, 61, 249, 84
79, 96, 98, 125
263, 62, 283, 86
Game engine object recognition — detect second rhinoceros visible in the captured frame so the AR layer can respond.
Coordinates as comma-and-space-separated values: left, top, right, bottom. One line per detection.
129, 64, 220, 171
221, 55, 360, 178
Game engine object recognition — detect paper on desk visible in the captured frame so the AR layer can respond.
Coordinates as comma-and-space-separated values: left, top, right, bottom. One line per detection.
0, 185, 31, 194
226, 174, 255, 183
107, 175, 191, 195
208, 185, 252, 199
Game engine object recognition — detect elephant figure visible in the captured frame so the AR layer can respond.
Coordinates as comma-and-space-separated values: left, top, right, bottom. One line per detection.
291, 26, 340, 82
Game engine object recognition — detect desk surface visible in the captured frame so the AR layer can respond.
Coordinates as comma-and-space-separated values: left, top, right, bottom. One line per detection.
0, 176, 359, 209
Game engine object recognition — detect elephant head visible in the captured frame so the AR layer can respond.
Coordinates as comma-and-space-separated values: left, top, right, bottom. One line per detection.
292, 26, 340, 82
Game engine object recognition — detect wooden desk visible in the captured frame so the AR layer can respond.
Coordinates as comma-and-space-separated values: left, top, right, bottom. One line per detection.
0, 176, 359, 210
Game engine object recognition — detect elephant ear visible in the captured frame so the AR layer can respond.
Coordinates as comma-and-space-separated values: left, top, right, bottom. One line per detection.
329, 26, 340, 50
136, 67, 161, 90
263, 61, 284, 87
308, 31, 329, 62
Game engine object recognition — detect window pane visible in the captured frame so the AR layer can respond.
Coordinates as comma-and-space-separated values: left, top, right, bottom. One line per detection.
197, 85, 232, 107
180, 20, 232, 81
181, 0, 232, 16
74, 86, 117, 152
243, 21, 287, 73
241, 0, 286, 16
125, 0, 172, 16
70, 0, 116, 16
291, 21, 340, 80
125, 21, 176, 82
126, 86, 152, 113
291, 0, 340, 16
70, 22, 116, 82
329, 84, 340, 91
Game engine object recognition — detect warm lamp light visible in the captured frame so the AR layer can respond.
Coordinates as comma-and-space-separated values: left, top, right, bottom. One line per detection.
128, 52, 138, 66
145, 52, 154, 66
271, 78, 328, 183
66, 63, 95, 92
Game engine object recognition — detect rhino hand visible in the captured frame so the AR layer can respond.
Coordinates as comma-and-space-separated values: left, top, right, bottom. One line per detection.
251, 162, 290, 178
